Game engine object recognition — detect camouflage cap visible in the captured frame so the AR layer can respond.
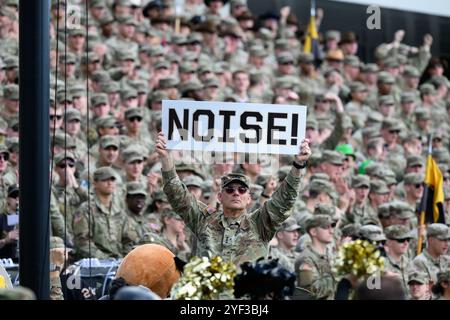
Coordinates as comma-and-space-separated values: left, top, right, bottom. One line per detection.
351, 174, 370, 188
377, 202, 391, 219
309, 172, 330, 182
377, 71, 395, 84
96, 116, 117, 129
325, 30, 341, 41
68, 27, 85, 37
178, 62, 196, 73
313, 203, 336, 217
161, 209, 182, 220
0, 286, 36, 300
159, 77, 179, 89
182, 175, 204, 188
56, 91, 72, 104
126, 181, 147, 196
93, 166, 117, 181
370, 180, 389, 194
429, 75, 450, 88
379, 95, 395, 106
171, 34, 188, 45
99, 135, 119, 149
53, 133, 76, 148
122, 146, 145, 163
91, 93, 109, 107
400, 92, 416, 104
305, 214, 334, 232
414, 107, 430, 120
384, 225, 413, 240
427, 223, 450, 240
81, 51, 100, 64
5, 137, 18, 152
419, 83, 436, 95
309, 179, 335, 197
361, 63, 379, 73
50, 236, 69, 250
359, 225, 386, 242
403, 66, 420, 78
153, 190, 168, 202
91, 70, 110, 83
279, 217, 301, 232
276, 52, 295, 65
187, 32, 203, 44
54, 150, 76, 165
349, 81, 367, 92
406, 155, 423, 168
125, 107, 143, 120
407, 270, 429, 285
221, 172, 250, 189
432, 148, 450, 164
306, 118, 318, 130
0, 7, 17, 21
366, 111, 384, 124
154, 60, 170, 70
382, 118, 401, 132
149, 90, 168, 103
180, 80, 203, 94
3, 84, 18, 100
383, 57, 399, 68
403, 172, 424, 185
116, 15, 137, 26
89, 0, 106, 8
297, 52, 314, 64
69, 83, 86, 97
249, 46, 268, 58
59, 52, 77, 65
344, 55, 360, 67
321, 150, 344, 166
203, 77, 220, 88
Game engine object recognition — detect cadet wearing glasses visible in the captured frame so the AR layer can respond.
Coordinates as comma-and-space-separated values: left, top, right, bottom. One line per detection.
155, 132, 311, 266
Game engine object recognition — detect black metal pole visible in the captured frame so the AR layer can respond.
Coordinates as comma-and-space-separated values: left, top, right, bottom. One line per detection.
19, 0, 50, 299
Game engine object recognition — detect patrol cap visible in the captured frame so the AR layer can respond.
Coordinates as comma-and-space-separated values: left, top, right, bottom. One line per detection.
400, 92, 416, 104
69, 83, 86, 97
277, 52, 295, 65
370, 180, 389, 194
0, 6, 17, 20
81, 51, 100, 64
313, 203, 336, 217
382, 118, 401, 132
403, 172, 424, 185
366, 111, 384, 124
182, 175, 203, 188
403, 66, 420, 78
126, 181, 147, 196
53, 133, 76, 148
99, 135, 119, 149
122, 146, 145, 163
93, 166, 117, 181
203, 77, 220, 88
161, 209, 182, 220
274, 38, 290, 51
305, 214, 334, 232
154, 60, 170, 70
349, 81, 367, 92
407, 271, 429, 285
377, 71, 395, 84
427, 223, 450, 240
419, 83, 436, 96
187, 32, 203, 44
56, 91, 72, 104
297, 52, 314, 64
309, 179, 335, 197
306, 118, 318, 130
3, 84, 18, 100
159, 77, 179, 89
116, 15, 137, 26
384, 225, 413, 240
90, 93, 109, 107
96, 116, 117, 129
321, 150, 344, 166
50, 236, 72, 251
359, 225, 386, 242
344, 55, 360, 68
125, 107, 143, 120
361, 63, 379, 73
59, 52, 77, 64
406, 155, 423, 168
221, 172, 250, 189
352, 174, 370, 188
309, 172, 330, 182
326, 30, 340, 41
180, 80, 203, 94
436, 270, 450, 283
7, 184, 19, 198
178, 62, 196, 73
68, 27, 85, 37
383, 57, 399, 68
377, 202, 391, 219
91, 70, 110, 83
414, 107, 430, 120
364, 161, 384, 177
54, 151, 76, 165
279, 217, 301, 232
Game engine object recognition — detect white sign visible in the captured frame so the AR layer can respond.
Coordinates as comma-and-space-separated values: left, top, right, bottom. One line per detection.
162, 100, 307, 155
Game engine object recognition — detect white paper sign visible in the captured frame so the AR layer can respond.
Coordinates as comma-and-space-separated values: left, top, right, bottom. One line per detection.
162, 100, 307, 155
7, 214, 18, 227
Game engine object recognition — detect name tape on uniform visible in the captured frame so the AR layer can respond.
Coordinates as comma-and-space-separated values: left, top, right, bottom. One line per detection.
162, 100, 307, 155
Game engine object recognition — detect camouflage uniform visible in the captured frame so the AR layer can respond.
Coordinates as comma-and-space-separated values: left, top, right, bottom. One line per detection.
162, 168, 305, 266
268, 217, 301, 273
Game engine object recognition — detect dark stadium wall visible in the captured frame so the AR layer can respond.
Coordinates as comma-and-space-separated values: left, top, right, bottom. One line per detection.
248, 0, 450, 77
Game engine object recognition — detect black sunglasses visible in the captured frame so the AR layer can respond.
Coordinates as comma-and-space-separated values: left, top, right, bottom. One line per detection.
0, 153, 9, 161
394, 238, 410, 244
224, 186, 248, 195
415, 184, 423, 189
128, 116, 142, 122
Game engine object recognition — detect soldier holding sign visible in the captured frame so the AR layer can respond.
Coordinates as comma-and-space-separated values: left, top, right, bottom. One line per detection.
155, 132, 311, 266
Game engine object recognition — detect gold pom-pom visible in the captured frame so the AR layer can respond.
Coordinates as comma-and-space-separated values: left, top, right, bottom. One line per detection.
332, 240, 385, 278
171, 256, 237, 300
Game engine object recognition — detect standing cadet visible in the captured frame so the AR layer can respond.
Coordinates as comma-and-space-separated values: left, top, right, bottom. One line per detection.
155, 132, 311, 266
269, 217, 301, 273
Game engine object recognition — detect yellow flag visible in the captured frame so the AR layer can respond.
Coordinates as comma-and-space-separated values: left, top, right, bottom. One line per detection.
303, 15, 318, 54
424, 155, 445, 222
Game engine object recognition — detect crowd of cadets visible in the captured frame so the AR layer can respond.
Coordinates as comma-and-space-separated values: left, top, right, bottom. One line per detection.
0, 0, 449, 299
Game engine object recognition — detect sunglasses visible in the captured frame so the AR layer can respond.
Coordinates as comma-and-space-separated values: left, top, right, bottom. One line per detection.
0, 153, 9, 161
389, 130, 400, 134
12, 125, 18, 132
394, 238, 410, 244
444, 176, 450, 181
224, 186, 248, 195
415, 184, 423, 189
128, 116, 142, 122
58, 162, 75, 169
50, 115, 63, 120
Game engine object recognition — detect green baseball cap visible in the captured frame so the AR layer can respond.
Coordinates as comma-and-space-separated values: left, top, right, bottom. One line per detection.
335, 144, 355, 158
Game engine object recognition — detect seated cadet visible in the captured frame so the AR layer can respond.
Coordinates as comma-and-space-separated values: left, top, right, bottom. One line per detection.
407, 270, 431, 300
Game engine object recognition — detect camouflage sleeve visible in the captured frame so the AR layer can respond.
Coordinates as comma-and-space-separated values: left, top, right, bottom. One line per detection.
50, 191, 66, 239
50, 273, 64, 300
299, 257, 335, 299
72, 206, 109, 259
253, 167, 304, 242
121, 216, 139, 256
410, 46, 431, 74
322, 112, 344, 150
162, 167, 208, 233
74, 186, 89, 203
